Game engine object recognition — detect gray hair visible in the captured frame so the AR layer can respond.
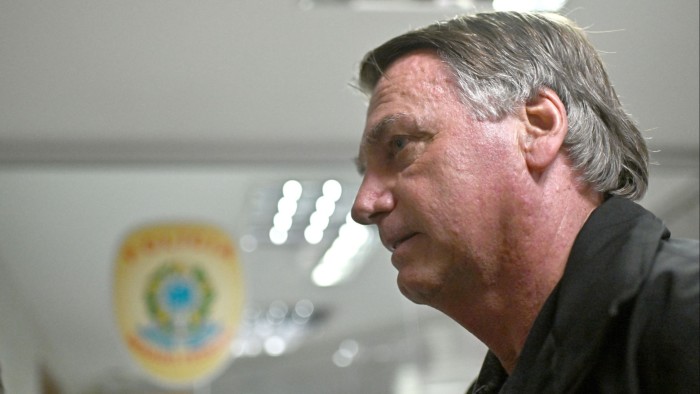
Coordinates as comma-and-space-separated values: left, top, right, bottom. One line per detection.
358, 12, 648, 200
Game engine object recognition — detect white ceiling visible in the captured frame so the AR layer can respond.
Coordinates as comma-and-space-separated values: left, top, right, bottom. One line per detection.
0, 0, 697, 393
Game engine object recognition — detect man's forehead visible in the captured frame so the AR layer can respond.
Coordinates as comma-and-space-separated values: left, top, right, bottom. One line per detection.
370, 52, 442, 95
355, 50, 452, 174
367, 52, 455, 114
380, 49, 443, 76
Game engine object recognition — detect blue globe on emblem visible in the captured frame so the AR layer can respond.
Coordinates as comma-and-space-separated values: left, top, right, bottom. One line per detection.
163, 277, 197, 313
141, 264, 219, 350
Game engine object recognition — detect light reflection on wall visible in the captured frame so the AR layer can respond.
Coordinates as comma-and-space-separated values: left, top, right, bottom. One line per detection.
332, 339, 360, 368
230, 299, 320, 359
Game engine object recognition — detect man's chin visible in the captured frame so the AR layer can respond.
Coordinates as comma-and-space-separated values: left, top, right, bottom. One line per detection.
397, 275, 440, 306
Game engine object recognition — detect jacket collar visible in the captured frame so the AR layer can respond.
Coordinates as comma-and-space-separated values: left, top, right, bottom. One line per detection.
516, 197, 668, 392
472, 197, 669, 393
549, 197, 668, 386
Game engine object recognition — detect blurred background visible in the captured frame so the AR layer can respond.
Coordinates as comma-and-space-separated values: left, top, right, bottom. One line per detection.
0, 0, 697, 393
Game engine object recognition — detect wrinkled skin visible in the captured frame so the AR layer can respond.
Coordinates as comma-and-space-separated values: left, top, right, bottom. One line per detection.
352, 50, 600, 372
353, 50, 526, 308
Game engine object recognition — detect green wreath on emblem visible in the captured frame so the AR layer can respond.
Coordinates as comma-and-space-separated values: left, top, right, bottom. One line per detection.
144, 262, 215, 334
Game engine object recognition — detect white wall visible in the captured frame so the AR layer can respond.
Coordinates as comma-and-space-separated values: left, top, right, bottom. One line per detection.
0, 261, 42, 394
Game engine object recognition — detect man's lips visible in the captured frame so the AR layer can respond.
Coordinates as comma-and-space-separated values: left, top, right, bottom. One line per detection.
388, 233, 418, 252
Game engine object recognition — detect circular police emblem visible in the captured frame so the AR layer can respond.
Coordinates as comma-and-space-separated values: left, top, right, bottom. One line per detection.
114, 223, 244, 386
141, 261, 218, 350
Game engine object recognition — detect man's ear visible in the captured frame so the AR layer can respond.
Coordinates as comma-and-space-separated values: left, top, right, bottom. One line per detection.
518, 88, 568, 174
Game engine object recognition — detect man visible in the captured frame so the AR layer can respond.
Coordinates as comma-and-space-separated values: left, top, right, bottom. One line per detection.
350, 11, 699, 393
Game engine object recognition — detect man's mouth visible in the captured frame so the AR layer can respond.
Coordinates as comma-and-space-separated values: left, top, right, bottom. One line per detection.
391, 233, 418, 252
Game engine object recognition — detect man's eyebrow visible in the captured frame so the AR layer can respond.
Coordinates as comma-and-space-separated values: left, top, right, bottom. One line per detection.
365, 113, 408, 145
354, 113, 408, 175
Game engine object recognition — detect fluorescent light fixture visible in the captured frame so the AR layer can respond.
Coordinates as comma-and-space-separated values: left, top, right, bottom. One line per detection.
492, 0, 567, 11
343, 0, 477, 12
315, 196, 336, 217
269, 227, 288, 245
282, 180, 303, 200
277, 197, 298, 217
311, 213, 373, 287
300, 0, 568, 12
304, 226, 324, 245
269, 180, 304, 245
303, 186, 340, 245
273, 212, 293, 232
309, 211, 330, 230
264, 336, 287, 356
322, 179, 342, 202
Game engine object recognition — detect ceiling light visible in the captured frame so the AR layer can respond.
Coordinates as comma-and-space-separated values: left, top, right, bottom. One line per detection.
250, 179, 359, 248
322, 179, 343, 202
311, 213, 373, 287
268, 180, 305, 246
231, 300, 323, 359
309, 211, 330, 230
321, 0, 478, 12
277, 197, 298, 217
269, 227, 288, 245
273, 213, 294, 232
264, 336, 287, 356
282, 180, 303, 200
304, 226, 324, 245
300, 0, 568, 12
332, 339, 360, 368
239, 235, 258, 253
294, 299, 315, 319
315, 195, 336, 217
492, 0, 567, 11
303, 192, 338, 245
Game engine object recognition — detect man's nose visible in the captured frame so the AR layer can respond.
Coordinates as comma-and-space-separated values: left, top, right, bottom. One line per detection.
351, 174, 395, 225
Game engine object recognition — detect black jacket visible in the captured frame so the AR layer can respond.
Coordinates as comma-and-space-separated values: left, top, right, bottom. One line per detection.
469, 197, 700, 393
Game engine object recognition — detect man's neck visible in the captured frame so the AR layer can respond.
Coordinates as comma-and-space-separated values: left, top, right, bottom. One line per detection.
444, 160, 602, 373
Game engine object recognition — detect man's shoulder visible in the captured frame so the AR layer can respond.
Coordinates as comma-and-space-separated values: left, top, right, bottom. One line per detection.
656, 237, 700, 265
642, 236, 699, 310
631, 236, 700, 392
641, 234, 699, 323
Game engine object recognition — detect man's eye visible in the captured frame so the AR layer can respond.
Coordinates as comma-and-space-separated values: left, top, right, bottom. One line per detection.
391, 136, 409, 152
